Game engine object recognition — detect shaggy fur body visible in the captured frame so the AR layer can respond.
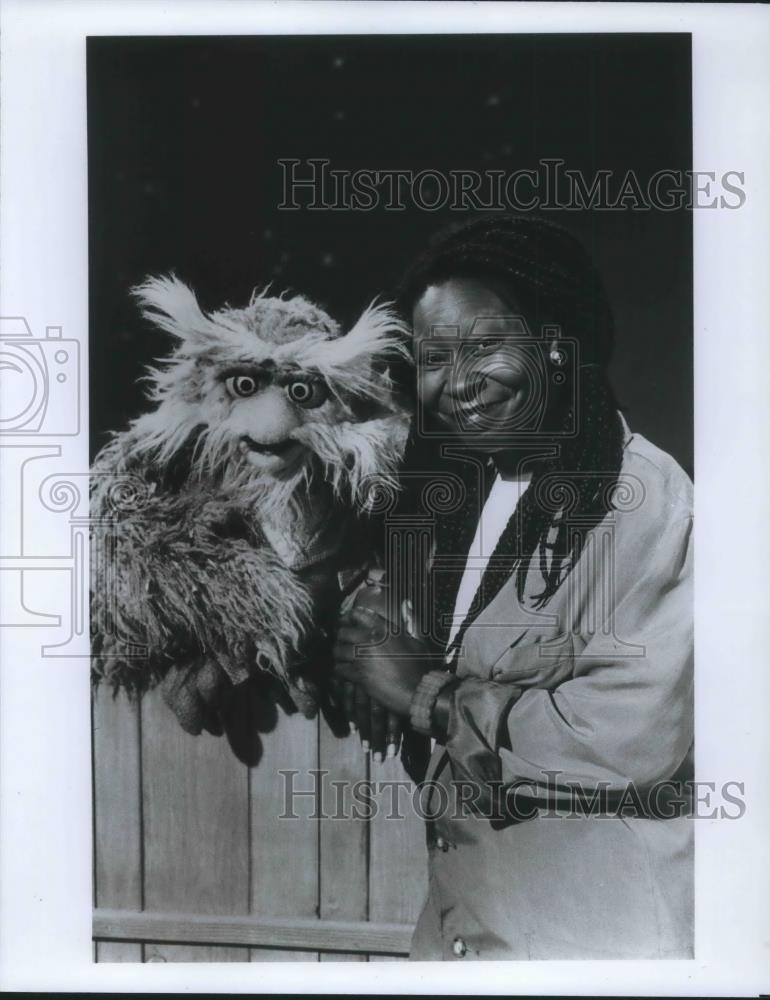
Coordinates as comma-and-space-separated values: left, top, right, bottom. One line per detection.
91, 278, 410, 716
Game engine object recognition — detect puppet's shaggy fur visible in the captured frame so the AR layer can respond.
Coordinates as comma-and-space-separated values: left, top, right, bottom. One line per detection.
91, 277, 410, 715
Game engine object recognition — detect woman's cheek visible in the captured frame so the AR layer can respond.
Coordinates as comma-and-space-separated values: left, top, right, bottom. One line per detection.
416, 369, 445, 411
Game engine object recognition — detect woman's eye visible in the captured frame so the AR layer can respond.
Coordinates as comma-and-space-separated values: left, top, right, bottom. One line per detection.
423, 349, 453, 369
225, 374, 260, 398
475, 338, 504, 352
286, 379, 329, 409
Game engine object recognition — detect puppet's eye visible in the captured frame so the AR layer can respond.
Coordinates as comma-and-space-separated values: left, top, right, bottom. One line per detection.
286, 379, 328, 409
225, 374, 260, 398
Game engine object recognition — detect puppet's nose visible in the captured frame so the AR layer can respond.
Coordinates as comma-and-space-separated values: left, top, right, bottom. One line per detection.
236, 386, 301, 443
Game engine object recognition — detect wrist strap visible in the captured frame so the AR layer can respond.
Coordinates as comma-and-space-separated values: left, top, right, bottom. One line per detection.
409, 670, 457, 736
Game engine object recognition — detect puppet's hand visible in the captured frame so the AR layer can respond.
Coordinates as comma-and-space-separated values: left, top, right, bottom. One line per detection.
159, 660, 282, 767
160, 659, 229, 736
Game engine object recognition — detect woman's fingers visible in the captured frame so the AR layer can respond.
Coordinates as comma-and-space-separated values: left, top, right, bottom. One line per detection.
343, 680, 357, 733
332, 656, 357, 685
345, 606, 390, 633
355, 685, 371, 750
332, 638, 355, 663
333, 619, 384, 678
336, 623, 375, 647
370, 699, 387, 761
386, 711, 403, 759
334, 677, 400, 762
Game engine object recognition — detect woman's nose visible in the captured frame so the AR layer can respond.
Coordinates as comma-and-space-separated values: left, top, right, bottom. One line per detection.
448, 365, 489, 404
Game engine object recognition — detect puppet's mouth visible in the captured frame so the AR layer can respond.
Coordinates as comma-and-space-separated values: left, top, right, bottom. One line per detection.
239, 435, 304, 471
240, 435, 296, 457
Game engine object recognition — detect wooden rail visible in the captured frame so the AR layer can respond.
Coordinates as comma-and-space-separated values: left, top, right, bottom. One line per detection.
93, 909, 414, 956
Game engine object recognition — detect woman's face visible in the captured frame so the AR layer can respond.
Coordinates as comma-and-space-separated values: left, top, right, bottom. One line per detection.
412, 277, 556, 455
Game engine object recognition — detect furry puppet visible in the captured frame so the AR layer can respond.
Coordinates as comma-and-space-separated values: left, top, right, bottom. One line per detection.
91, 276, 410, 751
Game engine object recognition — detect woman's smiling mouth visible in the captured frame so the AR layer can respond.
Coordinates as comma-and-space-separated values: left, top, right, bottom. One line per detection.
435, 394, 518, 428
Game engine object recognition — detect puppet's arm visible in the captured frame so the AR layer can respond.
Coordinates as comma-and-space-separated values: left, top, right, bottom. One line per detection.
90, 443, 313, 697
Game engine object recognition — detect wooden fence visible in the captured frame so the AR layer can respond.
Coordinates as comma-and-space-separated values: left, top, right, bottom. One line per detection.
92, 686, 427, 962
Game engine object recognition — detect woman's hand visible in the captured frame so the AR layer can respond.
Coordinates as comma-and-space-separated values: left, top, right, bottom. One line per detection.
331, 677, 404, 760
333, 606, 437, 718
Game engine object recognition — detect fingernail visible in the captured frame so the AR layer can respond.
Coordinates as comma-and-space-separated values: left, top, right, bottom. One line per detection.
349, 722, 357, 734
386, 743, 396, 759
373, 752, 383, 764
361, 740, 370, 752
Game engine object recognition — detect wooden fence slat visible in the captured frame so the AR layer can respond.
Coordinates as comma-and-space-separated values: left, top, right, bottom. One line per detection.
92, 686, 142, 963
318, 720, 369, 962
249, 707, 319, 962
140, 687, 250, 962
94, 687, 427, 961
93, 908, 413, 954
369, 753, 427, 934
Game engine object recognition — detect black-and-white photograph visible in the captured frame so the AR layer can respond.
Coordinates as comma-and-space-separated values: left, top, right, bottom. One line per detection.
1, 2, 769, 994
88, 32, 696, 962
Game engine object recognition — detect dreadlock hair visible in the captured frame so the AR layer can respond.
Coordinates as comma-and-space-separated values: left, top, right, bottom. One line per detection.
396, 214, 626, 650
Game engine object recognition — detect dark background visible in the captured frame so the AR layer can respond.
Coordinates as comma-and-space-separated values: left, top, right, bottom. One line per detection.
88, 34, 692, 474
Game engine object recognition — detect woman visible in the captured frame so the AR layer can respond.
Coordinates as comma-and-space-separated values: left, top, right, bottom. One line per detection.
333, 215, 694, 960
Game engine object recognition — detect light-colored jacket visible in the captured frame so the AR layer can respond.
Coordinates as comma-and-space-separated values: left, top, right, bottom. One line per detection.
410, 421, 694, 960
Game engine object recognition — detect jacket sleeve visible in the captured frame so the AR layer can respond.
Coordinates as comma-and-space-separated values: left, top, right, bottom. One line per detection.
444, 512, 693, 794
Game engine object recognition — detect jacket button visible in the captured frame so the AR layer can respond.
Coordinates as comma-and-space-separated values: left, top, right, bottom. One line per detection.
435, 836, 450, 852
452, 936, 467, 958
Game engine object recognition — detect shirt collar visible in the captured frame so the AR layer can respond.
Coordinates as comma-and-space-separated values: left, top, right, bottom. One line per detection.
618, 410, 634, 449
